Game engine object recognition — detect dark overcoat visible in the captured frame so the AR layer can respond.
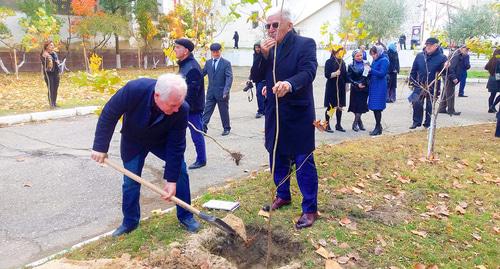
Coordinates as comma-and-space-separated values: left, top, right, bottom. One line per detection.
253, 31, 318, 156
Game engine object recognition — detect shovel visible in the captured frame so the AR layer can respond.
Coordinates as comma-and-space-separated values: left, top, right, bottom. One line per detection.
103, 158, 241, 237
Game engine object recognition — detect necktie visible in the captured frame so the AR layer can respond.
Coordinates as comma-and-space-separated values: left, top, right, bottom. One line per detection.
213, 59, 218, 72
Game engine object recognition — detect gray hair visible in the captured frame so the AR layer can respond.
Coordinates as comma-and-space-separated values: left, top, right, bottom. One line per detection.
154, 73, 187, 101
266, 7, 293, 22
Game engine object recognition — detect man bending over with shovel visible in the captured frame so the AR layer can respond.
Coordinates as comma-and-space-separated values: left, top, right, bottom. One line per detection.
91, 73, 200, 237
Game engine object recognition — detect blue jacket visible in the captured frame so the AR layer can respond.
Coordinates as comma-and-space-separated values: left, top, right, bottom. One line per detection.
178, 54, 204, 113
368, 54, 389, 110
203, 57, 233, 100
409, 48, 447, 92
253, 31, 318, 156
92, 78, 188, 182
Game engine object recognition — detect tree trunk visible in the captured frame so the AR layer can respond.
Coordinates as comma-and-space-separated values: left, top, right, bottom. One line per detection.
115, 33, 121, 69
143, 55, 148, 69
83, 44, 89, 73
137, 46, 141, 69
13, 48, 18, 79
0, 57, 11, 74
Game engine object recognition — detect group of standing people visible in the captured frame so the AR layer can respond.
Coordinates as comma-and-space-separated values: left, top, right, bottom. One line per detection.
322, 44, 393, 136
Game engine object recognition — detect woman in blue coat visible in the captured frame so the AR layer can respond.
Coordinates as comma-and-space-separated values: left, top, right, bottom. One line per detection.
367, 45, 389, 136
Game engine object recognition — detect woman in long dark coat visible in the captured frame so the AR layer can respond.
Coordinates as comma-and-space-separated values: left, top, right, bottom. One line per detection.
485, 48, 499, 113
347, 49, 369, 132
40, 40, 60, 108
367, 45, 389, 136
324, 47, 347, 132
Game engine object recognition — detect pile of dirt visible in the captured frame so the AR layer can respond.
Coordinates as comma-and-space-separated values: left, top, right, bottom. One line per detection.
36, 225, 303, 269
203, 225, 303, 269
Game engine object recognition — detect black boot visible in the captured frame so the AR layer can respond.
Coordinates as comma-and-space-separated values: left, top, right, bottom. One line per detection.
352, 120, 359, 132
358, 119, 366, 131
325, 121, 334, 133
335, 124, 346, 132
369, 124, 382, 136
335, 110, 345, 132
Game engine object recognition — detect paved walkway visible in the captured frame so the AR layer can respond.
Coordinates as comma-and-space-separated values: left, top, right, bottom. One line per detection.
0, 78, 496, 268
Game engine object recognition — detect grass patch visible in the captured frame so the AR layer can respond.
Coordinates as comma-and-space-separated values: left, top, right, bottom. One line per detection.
66, 124, 499, 268
0, 67, 249, 115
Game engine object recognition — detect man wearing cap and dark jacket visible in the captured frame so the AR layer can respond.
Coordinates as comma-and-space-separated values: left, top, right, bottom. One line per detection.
439, 46, 467, 116
409, 37, 447, 129
174, 38, 207, 169
202, 43, 233, 136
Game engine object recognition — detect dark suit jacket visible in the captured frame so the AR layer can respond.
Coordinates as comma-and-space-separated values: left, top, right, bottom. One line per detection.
253, 31, 318, 156
203, 57, 233, 100
92, 78, 188, 182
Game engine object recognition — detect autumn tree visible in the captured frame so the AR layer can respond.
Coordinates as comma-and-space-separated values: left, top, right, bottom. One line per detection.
0, 6, 15, 74
360, 0, 406, 43
133, 0, 159, 69
100, 0, 133, 68
446, 3, 499, 45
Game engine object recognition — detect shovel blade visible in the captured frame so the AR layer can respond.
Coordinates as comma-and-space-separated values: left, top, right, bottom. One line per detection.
199, 212, 238, 236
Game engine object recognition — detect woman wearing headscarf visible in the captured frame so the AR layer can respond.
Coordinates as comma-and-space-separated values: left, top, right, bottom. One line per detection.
40, 40, 60, 108
324, 47, 347, 132
347, 49, 369, 132
366, 45, 389, 136
386, 42, 400, 103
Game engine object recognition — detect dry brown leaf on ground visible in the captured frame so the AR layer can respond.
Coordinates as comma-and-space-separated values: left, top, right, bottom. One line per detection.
338, 242, 349, 249
374, 245, 384, 255
411, 230, 428, 238
455, 205, 466, 215
352, 187, 363, 194
438, 193, 449, 198
475, 265, 487, 269
258, 209, 270, 218
315, 246, 333, 259
339, 217, 351, 226
325, 259, 343, 269
318, 238, 327, 247
471, 232, 482, 241
414, 264, 426, 269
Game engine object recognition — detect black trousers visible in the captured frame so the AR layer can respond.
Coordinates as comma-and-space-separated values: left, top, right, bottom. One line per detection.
44, 72, 60, 107
202, 95, 231, 131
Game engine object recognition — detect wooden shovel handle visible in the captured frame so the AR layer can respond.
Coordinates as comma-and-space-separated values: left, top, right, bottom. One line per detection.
103, 158, 201, 215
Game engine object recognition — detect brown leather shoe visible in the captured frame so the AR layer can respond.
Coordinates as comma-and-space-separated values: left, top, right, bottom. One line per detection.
262, 197, 291, 212
295, 212, 319, 229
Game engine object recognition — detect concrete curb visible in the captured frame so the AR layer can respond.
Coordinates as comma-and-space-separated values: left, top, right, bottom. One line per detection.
396, 75, 488, 83
0, 106, 99, 127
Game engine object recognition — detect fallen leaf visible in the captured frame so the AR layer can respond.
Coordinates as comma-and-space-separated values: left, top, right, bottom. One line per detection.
411, 230, 428, 238
151, 209, 163, 215
336, 256, 349, 264
383, 194, 394, 200
16, 157, 26, 162
471, 232, 481, 241
318, 238, 327, 247
475, 266, 487, 269
374, 245, 384, 255
325, 259, 343, 269
427, 265, 439, 269
475, 163, 484, 171
376, 234, 387, 247
398, 175, 411, 184
339, 242, 350, 249
459, 159, 469, 166
258, 209, 270, 218
347, 252, 360, 261
356, 182, 365, 189
414, 264, 426, 269
389, 267, 400, 269
23, 182, 32, 188
315, 246, 333, 259
455, 205, 466, 215
493, 226, 499, 234
456, 163, 465, 169
452, 180, 464, 189
339, 217, 352, 226
407, 159, 415, 166
371, 172, 382, 180
438, 193, 449, 198
352, 187, 363, 194
458, 201, 468, 209
474, 200, 483, 206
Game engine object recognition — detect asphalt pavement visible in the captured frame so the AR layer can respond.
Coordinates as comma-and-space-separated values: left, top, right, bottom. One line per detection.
0, 69, 496, 268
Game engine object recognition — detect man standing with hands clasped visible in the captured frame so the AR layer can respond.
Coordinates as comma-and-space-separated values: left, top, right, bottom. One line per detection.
202, 43, 233, 136
91, 74, 200, 237
253, 8, 320, 229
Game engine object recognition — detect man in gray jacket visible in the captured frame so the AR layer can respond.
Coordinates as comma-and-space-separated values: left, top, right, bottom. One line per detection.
202, 43, 233, 136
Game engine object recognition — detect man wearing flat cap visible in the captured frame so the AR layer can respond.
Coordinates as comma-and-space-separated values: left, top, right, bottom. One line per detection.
202, 43, 233, 136
174, 38, 207, 169
409, 37, 447, 129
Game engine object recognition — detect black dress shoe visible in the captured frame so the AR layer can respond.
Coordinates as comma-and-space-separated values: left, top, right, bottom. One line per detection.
188, 161, 206, 169
335, 125, 346, 132
325, 126, 334, 133
221, 130, 230, 136
458, 95, 468, 97
295, 212, 319, 229
369, 126, 382, 136
112, 225, 137, 237
262, 197, 291, 212
488, 108, 498, 113
438, 110, 448, 114
448, 111, 461, 116
409, 123, 421, 129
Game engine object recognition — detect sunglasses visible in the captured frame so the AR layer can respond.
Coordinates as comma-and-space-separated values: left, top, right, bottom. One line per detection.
265, 22, 280, 30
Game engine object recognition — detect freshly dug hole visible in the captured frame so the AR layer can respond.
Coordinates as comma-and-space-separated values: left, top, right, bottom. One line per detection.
203, 225, 303, 269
